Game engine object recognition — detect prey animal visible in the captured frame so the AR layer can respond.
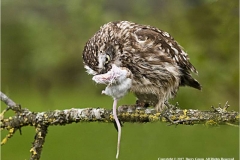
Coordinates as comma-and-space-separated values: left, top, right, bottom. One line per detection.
92, 64, 132, 159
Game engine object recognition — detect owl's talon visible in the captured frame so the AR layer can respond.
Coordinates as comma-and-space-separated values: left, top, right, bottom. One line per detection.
164, 101, 177, 109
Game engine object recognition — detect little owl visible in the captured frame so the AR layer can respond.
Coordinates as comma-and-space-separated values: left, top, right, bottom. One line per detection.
82, 21, 201, 111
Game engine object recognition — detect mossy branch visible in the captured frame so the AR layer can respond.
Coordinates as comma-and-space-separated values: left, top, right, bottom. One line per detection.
0, 91, 239, 160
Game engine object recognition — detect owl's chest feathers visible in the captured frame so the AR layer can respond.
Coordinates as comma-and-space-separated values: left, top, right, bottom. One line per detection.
120, 47, 181, 100
131, 79, 159, 96
131, 79, 179, 106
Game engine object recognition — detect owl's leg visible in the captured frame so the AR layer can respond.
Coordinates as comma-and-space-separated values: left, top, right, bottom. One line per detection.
155, 100, 167, 112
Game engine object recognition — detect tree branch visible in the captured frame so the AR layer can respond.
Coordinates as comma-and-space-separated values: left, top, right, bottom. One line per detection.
0, 91, 239, 160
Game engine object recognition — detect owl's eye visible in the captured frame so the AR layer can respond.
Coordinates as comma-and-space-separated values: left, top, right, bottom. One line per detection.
105, 55, 111, 64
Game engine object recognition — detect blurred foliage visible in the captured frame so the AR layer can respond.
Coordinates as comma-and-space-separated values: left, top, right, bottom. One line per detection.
1, 0, 239, 160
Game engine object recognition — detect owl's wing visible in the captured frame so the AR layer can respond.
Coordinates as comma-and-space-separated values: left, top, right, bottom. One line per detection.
133, 26, 201, 90
134, 26, 198, 74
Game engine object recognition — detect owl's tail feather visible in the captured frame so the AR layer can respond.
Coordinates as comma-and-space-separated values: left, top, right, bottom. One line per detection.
180, 75, 202, 90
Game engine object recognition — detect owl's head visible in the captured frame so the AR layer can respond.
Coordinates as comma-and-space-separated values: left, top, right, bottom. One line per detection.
82, 22, 123, 75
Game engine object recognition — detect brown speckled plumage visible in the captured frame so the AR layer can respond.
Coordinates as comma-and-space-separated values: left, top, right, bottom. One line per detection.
83, 21, 201, 111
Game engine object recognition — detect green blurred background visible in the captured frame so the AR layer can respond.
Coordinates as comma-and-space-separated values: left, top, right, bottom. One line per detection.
1, 0, 239, 160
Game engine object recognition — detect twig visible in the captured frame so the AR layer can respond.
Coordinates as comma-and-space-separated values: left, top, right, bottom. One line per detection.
30, 124, 48, 160
0, 91, 18, 109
